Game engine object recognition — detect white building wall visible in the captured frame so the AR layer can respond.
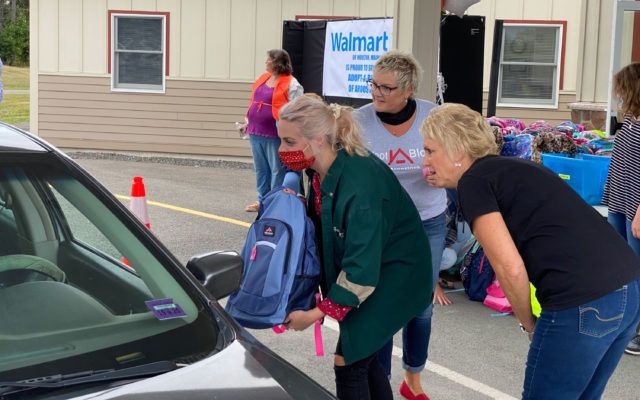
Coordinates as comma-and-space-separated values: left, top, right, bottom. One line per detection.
83, 1, 108, 74
37, 0, 395, 81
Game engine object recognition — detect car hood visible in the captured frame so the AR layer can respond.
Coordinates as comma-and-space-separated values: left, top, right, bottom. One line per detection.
66, 339, 333, 399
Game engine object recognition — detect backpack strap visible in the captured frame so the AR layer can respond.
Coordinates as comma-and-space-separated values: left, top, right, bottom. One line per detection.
271, 292, 325, 357
314, 292, 324, 357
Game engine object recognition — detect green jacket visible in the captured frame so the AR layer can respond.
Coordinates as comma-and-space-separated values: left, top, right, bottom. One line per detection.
310, 150, 432, 364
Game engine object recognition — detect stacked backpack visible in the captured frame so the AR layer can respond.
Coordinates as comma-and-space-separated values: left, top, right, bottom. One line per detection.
460, 241, 512, 313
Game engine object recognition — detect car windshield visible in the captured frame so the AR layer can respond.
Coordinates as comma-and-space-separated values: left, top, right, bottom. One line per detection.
0, 155, 223, 382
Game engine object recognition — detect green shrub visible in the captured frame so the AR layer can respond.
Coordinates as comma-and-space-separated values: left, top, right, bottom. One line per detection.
0, 9, 29, 66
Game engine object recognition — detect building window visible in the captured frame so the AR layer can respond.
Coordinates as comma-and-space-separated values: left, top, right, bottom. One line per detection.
111, 13, 166, 92
498, 22, 564, 108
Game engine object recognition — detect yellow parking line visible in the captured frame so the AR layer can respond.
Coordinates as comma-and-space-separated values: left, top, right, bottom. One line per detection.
115, 194, 251, 228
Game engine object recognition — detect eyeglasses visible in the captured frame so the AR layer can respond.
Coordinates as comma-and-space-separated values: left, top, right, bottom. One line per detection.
366, 79, 398, 96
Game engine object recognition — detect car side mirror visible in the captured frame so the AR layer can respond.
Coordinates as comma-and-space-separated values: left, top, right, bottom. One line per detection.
186, 251, 243, 300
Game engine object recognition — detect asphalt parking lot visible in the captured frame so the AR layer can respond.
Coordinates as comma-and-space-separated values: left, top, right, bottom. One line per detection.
73, 154, 640, 400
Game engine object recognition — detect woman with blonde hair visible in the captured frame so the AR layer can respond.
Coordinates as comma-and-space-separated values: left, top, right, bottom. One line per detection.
421, 102, 640, 399
603, 62, 640, 355
355, 49, 446, 400
279, 95, 432, 399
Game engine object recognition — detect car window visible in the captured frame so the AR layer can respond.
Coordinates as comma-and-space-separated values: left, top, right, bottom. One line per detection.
0, 186, 17, 255
0, 160, 222, 380
49, 185, 122, 260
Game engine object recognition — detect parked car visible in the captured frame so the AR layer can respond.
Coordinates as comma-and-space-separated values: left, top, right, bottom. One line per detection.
0, 122, 335, 400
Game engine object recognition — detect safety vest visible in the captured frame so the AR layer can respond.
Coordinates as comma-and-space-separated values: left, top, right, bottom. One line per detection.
248, 72, 293, 121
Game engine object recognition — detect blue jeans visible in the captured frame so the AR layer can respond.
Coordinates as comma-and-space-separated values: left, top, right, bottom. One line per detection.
608, 211, 640, 256
248, 134, 285, 202
378, 212, 446, 375
523, 277, 640, 399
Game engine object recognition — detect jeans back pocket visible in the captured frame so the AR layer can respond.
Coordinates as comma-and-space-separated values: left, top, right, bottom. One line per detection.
579, 286, 627, 338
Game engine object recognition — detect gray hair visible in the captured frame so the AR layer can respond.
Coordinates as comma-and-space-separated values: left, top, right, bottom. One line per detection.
374, 50, 423, 96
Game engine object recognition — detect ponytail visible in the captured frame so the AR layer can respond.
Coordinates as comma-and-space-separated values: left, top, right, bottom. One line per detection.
328, 104, 368, 156
280, 96, 368, 157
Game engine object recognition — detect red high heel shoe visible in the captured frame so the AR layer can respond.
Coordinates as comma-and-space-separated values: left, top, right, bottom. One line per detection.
400, 380, 430, 400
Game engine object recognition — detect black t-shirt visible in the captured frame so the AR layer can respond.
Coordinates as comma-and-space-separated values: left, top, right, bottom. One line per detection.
458, 156, 640, 311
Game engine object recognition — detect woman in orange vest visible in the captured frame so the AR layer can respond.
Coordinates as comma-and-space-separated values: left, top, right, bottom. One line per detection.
243, 49, 303, 212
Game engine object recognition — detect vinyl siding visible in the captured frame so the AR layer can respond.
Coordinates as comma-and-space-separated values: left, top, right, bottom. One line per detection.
37, 75, 253, 156
482, 91, 575, 126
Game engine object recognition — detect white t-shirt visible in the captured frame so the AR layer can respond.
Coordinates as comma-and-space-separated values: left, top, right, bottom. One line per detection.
355, 99, 446, 221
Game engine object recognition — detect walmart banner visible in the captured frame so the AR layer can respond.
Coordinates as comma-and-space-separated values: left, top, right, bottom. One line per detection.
322, 18, 393, 99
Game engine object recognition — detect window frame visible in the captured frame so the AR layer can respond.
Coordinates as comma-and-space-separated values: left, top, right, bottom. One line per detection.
497, 20, 566, 109
109, 11, 170, 93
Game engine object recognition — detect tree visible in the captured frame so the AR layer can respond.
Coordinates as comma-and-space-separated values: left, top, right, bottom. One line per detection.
0, 0, 28, 66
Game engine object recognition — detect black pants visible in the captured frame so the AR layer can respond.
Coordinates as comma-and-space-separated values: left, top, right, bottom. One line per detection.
334, 341, 393, 400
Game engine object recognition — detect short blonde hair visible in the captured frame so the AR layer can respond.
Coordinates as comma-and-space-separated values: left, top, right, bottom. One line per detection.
613, 62, 640, 119
279, 96, 368, 157
374, 50, 423, 95
421, 103, 498, 161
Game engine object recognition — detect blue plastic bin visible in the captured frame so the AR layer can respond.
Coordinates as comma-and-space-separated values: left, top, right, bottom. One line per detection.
541, 153, 611, 205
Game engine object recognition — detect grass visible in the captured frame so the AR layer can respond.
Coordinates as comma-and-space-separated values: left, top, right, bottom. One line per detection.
0, 94, 29, 124
2, 65, 29, 90
0, 66, 30, 124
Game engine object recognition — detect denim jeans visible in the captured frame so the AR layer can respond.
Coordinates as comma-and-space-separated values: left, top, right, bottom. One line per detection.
248, 134, 285, 202
378, 212, 446, 375
523, 277, 640, 399
608, 211, 640, 256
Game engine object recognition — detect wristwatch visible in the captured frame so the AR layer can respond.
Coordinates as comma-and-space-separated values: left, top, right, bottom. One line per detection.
519, 315, 538, 334
519, 323, 533, 334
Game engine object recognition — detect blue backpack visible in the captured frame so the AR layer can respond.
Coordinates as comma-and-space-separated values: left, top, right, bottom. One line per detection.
460, 241, 494, 302
225, 187, 321, 329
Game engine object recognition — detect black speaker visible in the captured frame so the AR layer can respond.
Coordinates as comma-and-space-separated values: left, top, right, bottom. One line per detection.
439, 15, 485, 113
282, 20, 327, 96
282, 20, 305, 82
300, 20, 326, 96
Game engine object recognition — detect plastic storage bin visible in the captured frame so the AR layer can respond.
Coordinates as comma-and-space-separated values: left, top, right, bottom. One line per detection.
541, 153, 611, 205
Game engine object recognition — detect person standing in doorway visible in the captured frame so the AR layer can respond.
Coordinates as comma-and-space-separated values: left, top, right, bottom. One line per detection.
603, 62, 640, 355
355, 50, 446, 400
243, 49, 303, 212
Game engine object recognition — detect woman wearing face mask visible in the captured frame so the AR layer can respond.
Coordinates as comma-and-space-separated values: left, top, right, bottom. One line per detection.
279, 95, 432, 400
354, 50, 446, 400
421, 103, 640, 399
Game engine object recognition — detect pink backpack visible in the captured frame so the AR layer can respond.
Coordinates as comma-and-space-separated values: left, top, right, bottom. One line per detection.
483, 279, 512, 313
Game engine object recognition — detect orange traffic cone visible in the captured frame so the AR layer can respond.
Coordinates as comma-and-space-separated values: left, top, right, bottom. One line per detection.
122, 177, 151, 270
130, 176, 151, 229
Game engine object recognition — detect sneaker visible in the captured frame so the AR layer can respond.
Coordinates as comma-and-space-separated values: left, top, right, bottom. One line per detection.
625, 335, 640, 355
